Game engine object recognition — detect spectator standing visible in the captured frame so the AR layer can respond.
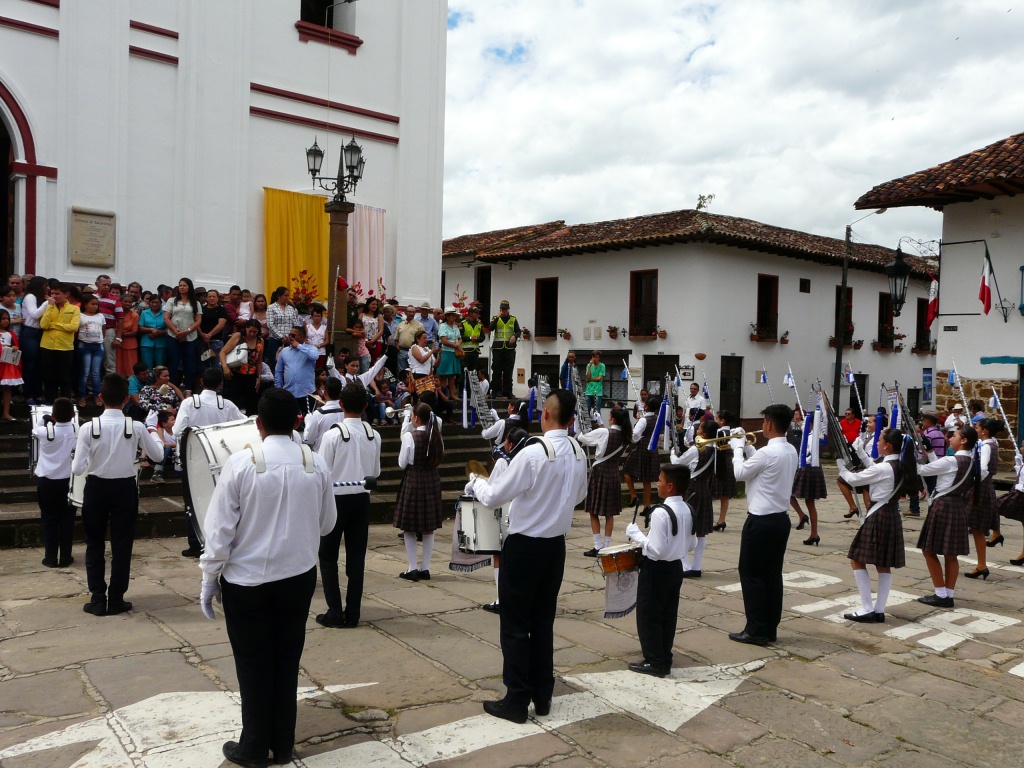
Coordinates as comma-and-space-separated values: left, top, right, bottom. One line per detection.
266, 287, 298, 371
93, 275, 124, 375
221, 319, 265, 415
305, 303, 328, 368
1, 287, 23, 339
839, 408, 862, 445
138, 294, 168, 371
559, 352, 577, 391
251, 293, 270, 340
198, 288, 228, 371
584, 350, 605, 415
0, 309, 22, 419
274, 325, 318, 410
224, 285, 244, 331
381, 303, 400, 376
394, 305, 424, 375
163, 278, 203, 392
361, 298, 383, 365
116, 292, 140, 377
76, 295, 105, 406
20, 276, 48, 403
418, 302, 439, 345
39, 283, 81, 404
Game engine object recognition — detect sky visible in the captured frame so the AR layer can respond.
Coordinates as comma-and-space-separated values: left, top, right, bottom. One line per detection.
442, 1, 1024, 254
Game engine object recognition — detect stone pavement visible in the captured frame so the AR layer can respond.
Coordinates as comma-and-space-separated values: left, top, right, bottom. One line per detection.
2, 480, 1024, 767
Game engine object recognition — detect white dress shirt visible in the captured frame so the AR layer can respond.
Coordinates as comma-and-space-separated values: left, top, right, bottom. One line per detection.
919, 450, 973, 494
670, 444, 699, 470
329, 354, 387, 387
628, 495, 692, 562
733, 436, 798, 515
71, 410, 163, 479
840, 454, 898, 514
32, 422, 78, 479
632, 416, 649, 444
482, 413, 519, 446
303, 401, 345, 449
200, 435, 336, 586
317, 417, 381, 496
470, 429, 588, 538
979, 440, 994, 482
684, 394, 709, 414
579, 425, 612, 458
172, 389, 244, 436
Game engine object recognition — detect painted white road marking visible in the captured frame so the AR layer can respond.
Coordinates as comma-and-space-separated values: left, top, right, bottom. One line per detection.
718, 569, 842, 593
885, 608, 1020, 652
793, 590, 918, 623
1008, 661, 1024, 678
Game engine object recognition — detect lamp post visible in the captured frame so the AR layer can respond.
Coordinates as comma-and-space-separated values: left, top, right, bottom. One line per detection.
305, 136, 367, 345
832, 209, 885, 412
884, 246, 912, 317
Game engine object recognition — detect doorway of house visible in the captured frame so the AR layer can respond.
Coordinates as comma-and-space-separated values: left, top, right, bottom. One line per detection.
1, 118, 13, 282
720, 356, 742, 416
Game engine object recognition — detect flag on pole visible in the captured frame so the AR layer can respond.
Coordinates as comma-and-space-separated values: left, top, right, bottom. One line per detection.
783, 371, 795, 389
989, 395, 999, 409
925, 277, 939, 329
759, 370, 768, 384
947, 368, 957, 386
979, 246, 995, 314
845, 367, 856, 385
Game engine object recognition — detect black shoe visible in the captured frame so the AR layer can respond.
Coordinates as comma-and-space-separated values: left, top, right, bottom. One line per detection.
418, 569, 431, 581
628, 661, 669, 678
683, 569, 702, 578
57, 556, 75, 567
181, 547, 202, 558
843, 611, 879, 623
41, 557, 59, 568
83, 600, 107, 617
795, 515, 808, 531
533, 700, 551, 716
316, 611, 348, 628
482, 602, 500, 614
1011, 557, 1024, 566
483, 698, 528, 724
106, 600, 133, 615
222, 740, 269, 768
987, 534, 1005, 548
803, 535, 820, 546
874, 613, 886, 623
627, 497, 639, 508
271, 750, 293, 765
399, 570, 420, 582
728, 631, 769, 646
917, 594, 954, 608
843, 509, 858, 519
583, 548, 600, 557
964, 568, 990, 581
712, 521, 727, 532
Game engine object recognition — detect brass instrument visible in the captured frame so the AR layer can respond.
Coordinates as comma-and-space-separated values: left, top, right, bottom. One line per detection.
694, 430, 762, 450
384, 404, 412, 419
465, 459, 490, 479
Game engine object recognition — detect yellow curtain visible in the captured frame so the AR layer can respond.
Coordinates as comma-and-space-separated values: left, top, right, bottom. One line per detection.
263, 187, 329, 301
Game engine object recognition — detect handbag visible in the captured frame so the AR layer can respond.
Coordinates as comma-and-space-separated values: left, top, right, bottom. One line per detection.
225, 343, 249, 369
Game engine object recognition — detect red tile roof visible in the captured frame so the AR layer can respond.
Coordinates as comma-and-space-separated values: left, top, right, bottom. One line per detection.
442, 221, 565, 259
444, 209, 931, 278
856, 131, 1024, 210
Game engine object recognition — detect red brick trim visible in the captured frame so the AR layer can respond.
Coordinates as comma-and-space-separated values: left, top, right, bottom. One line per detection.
23, 0, 60, 8
0, 80, 39, 271
128, 45, 178, 66
249, 106, 398, 145
250, 83, 398, 125
294, 20, 362, 54
129, 20, 179, 39
0, 15, 59, 38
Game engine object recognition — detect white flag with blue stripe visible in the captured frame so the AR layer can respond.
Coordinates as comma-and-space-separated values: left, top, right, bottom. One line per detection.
759, 370, 768, 384
783, 372, 795, 389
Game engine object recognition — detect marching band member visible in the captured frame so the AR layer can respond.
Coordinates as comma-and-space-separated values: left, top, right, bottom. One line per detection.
996, 440, 1024, 566
393, 403, 445, 581
915, 425, 979, 608
315, 384, 382, 628
682, 382, 709, 422
964, 418, 1002, 579
838, 428, 918, 622
624, 398, 659, 509
468, 390, 588, 724
625, 464, 692, 677
579, 407, 632, 557
837, 414, 876, 519
728, 404, 798, 645
303, 377, 345, 450
712, 410, 739, 531
670, 418, 717, 577
481, 399, 529, 447
632, 388, 649, 421
790, 404, 827, 546
34, 397, 78, 568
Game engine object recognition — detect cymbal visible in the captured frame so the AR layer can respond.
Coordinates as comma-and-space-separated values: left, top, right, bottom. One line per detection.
466, 459, 490, 479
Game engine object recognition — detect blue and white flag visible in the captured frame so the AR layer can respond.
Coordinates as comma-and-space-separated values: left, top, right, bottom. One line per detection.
989, 394, 999, 410
621, 368, 629, 380
845, 368, 856, 384
783, 372, 796, 389
947, 368, 957, 385
759, 370, 768, 384
702, 382, 711, 399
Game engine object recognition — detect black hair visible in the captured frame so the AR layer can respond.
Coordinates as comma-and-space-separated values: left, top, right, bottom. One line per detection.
340, 383, 366, 414
290, 325, 306, 339
0, 286, 13, 298
48, 279, 69, 294
700, 418, 718, 439
762, 404, 794, 435
413, 402, 444, 468
660, 464, 690, 496
979, 418, 1004, 437
174, 277, 199, 315
25, 275, 47, 303
229, 284, 241, 293
51, 397, 75, 423
133, 361, 149, 375
100, 373, 129, 407
881, 428, 921, 498
959, 425, 979, 450
608, 406, 631, 432
505, 426, 529, 458
546, 390, 576, 428
325, 377, 343, 400
718, 409, 739, 428
956, 425, 981, 504
258, 387, 299, 434
157, 410, 175, 428
201, 367, 224, 390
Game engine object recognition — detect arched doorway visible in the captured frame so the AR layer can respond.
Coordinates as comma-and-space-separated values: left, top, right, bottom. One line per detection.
1, 118, 12, 282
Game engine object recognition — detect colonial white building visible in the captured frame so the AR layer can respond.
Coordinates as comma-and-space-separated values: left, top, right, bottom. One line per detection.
856, 131, 1024, 435
443, 210, 932, 420
0, 0, 446, 301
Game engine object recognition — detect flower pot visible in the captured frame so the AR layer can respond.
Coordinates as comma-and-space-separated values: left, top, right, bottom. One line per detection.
608, 331, 618, 339
561, 333, 571, 341
750, 334, 758, 341
780, 338, 789, 345
853, 342, 863, 350
522, 333, 531, 341
657, 331, 667, 339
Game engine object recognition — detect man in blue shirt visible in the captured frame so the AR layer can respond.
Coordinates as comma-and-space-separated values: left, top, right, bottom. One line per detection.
274, 325, 319, 411
418, 303, 439, 345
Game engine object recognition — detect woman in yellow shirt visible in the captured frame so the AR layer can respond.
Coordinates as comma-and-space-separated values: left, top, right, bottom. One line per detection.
39, 282, 81, 403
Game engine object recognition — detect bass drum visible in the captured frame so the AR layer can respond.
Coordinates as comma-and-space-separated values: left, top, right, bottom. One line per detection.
68, 456, 141, 508
182, 417, 261, 545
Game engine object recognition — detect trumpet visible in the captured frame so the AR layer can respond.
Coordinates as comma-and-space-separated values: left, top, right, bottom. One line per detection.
694, 430, 762, 449
385, 404, 413, 419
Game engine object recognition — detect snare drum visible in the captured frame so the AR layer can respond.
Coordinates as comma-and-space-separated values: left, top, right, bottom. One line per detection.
28, 404, 79, 472
597, 543, 643, 574
456, 495, 507, 554
182, 417, 261, 545
68, 457, 141, 508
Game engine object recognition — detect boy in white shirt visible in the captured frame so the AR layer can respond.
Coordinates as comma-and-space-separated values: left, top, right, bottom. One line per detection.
34, 398, 78, 567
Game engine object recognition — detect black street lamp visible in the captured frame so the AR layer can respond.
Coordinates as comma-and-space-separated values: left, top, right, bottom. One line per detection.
884, 246, 912, 317
306, 136, 366, 202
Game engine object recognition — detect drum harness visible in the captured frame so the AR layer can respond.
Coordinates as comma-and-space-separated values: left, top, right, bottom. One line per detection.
89, 417, 134, 439
190, 393, 226, 410
525, 434, 586, 463
245, 443, 315, 474
331, 421, 376, 442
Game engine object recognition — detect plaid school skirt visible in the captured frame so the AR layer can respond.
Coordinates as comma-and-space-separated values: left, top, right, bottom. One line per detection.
714, 452, 737, 498
996, 488, 1024, 523
792, 466, 828, 500
586, 459, 623, 517
917, 495, 970, 556
847, 499, 905, 568
687, 472, 715, 537
393, 465, 443, 533
623, 445, 660, 482
966, 478, 998, 533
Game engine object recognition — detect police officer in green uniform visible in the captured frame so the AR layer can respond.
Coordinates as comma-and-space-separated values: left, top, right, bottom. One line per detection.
461, 303, 484, 375
488, 300, 520, 398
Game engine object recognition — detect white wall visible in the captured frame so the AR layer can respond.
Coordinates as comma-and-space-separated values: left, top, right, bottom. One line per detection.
936, 195, 1024, 380
0, 0, 446, 300
443, 242, 930, 417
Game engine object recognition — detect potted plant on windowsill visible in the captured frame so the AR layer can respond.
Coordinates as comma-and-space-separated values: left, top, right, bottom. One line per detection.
521, 328, 531, 340
558, 328, 571, 340
749, 323, 776, 342
911, 341, 931, 355
853, 339, 864, 350
780, 330, 790, 344
606, 325, 619, 339
656, 326, 667, 339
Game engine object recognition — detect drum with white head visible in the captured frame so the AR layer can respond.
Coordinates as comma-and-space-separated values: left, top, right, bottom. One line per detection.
28, 404, 78, 472
456, 495, 507, 554
181, 417, 261, 544
68, 415, 141, 508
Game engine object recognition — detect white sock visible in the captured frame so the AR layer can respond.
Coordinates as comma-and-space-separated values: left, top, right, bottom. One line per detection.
946, 588, 954, 599
935, 586, 947, 598
691, 538, 707, 570
874, 572, 892, 613
604, 535, 613, 548
421, 534, 435, 571
593, 534, 603, 549
854, 569, 873, 615
493, 568, 500, 602
403, 533, 419, 571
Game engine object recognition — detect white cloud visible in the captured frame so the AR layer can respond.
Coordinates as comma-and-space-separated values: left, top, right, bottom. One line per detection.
443, 0, 1024, 252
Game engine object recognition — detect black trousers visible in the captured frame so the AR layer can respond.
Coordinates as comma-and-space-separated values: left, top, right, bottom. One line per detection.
38, 476, 75, 563
222, 566, 317, 761
41, 347, 74, 403
82, 476, 139, 604
738, 511, 791, 639
499, 533, 564, 708
318, 493, 369, 622
636, 558, 683, 670
491, 347, 516, 398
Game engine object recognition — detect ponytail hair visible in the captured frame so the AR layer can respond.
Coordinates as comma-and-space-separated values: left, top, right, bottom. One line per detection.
415, 402, 444, 468
958, 426, 981, 504
882, 428, 920, 497
505, 426, 529, 459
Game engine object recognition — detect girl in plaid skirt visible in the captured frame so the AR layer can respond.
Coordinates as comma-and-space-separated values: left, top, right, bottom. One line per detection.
394, 403, 445, 581
790, 408, 827, 547
838, 428, 919, 622
579, 407, 631, 556
713, 410, 739, 531
671, 418, 718, 577
916, 426, 979, 608
965, 418, 1002, 579
624, 409, 659, 508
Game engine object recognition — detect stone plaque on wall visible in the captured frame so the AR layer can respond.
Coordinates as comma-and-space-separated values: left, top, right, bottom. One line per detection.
69, 207, 116, 268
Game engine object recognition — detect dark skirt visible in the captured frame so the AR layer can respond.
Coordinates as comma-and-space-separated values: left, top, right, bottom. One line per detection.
996, 488, 1024, 523
966, 478, 997, 534
393, 465, 443, 533
586, 459, 622, 516
714, 451, 737, 498
917, 495, 970, 556
687, 483, 715, 537
623, 445, 660, 481
847, 499, 905, 567
792, 466, 828, 500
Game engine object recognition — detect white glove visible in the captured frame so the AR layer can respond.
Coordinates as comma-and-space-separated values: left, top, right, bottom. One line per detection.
836, 458, 847, 472
730, 427, 745, 437
489, 408, 499, 422
625, 522, 642, 542
729, 437, 746, 452
200, 580, 222, 621
325, 355, 336, 370
464, 475, 477, 496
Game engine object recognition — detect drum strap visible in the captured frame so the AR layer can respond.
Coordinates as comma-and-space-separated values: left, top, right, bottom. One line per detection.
526, 435, 586, 462
90, 417, 134, 439
332, 422, 376, 442
246, 443, 315, 474
649, 503, 679, 536
191, 394, 225, 409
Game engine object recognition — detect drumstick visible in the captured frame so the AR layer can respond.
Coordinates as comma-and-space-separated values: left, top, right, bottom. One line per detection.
630, 498, 643, 525
332, 476, 377, 490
